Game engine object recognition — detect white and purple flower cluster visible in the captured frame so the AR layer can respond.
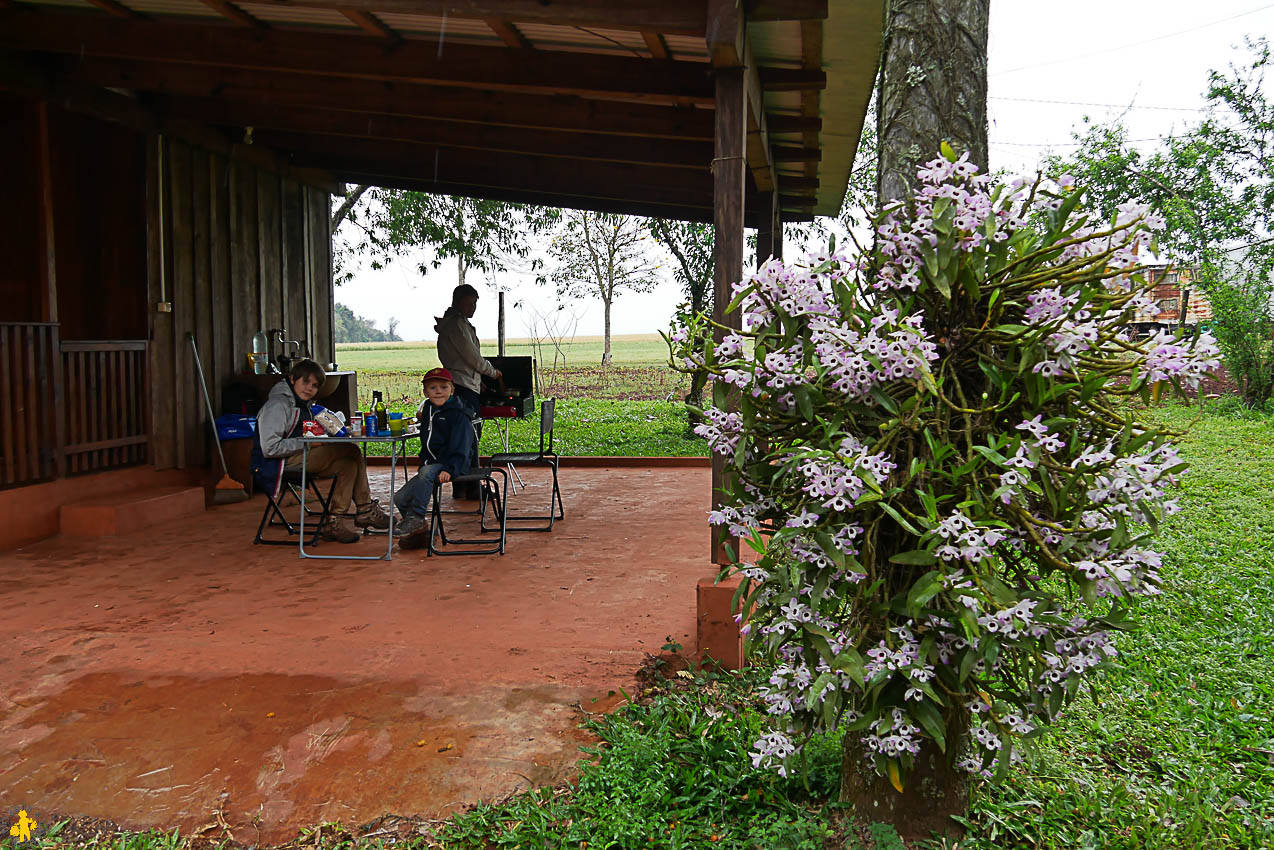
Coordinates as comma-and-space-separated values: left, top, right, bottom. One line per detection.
673, 152, 1220, 785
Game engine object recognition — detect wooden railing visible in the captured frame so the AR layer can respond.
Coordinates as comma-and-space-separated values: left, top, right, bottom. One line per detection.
0, 323, 61, 488
61, 340, 149, 476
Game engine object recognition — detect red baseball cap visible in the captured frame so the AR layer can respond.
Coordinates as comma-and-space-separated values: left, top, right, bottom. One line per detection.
422, 367, 454, 385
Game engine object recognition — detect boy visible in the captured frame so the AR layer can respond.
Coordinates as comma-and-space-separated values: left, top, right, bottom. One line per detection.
251, 359, 390, 543
393, 367, 475, 543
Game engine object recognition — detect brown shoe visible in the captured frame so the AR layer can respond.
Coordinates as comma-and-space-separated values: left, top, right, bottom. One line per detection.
397, 522, 432, 551
320, 517, 361, 544
355, 499, 391, 530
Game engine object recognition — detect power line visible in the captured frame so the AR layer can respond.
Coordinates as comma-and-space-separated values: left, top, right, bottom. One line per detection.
992, 2, 1274, 76
989, 95, 1206, 113
990, 137, 1166, 148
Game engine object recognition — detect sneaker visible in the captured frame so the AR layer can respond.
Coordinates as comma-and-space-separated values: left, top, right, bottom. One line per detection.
394, 513, 427, 538
355, 499, 391, 530
320, 517, 361, 544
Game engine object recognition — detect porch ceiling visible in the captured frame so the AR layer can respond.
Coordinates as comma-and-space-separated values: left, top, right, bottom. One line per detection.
0, 0, 883, 223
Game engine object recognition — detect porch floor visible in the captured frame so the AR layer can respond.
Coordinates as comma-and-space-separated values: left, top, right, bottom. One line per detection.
0, 465, 712, 844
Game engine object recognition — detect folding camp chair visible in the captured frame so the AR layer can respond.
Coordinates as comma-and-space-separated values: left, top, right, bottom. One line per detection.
488, 398, 563, 532
253, 470, 335, 545
426, 466, 509, 556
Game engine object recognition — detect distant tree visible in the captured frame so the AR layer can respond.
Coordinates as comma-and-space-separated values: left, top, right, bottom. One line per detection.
334, 189, 558, 296
650, 219, 713, 415
544, 211, 658, 366
1046, 38, 1274, 404
334, 302, 401, 343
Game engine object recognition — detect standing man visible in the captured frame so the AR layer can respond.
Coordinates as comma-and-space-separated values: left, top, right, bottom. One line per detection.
434, 283, 501, 499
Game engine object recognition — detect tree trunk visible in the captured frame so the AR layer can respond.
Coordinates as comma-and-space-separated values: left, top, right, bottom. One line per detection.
877, 0, 990, 205
850, 0, 991, 837
457, 255, 468, 288
840, 711, 970, 843
601, 296, 613, 366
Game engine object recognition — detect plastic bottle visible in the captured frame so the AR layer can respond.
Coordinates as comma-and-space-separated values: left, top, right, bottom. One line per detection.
373, 391, 388, 437
251, 331, 269, 374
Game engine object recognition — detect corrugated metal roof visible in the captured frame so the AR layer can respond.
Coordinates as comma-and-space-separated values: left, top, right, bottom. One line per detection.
120, 0, 220, 18
237, 3, 354, 28
373, 12, 500, 39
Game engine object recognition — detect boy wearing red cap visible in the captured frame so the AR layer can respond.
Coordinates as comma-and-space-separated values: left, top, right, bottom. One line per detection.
393, 367, 475, 540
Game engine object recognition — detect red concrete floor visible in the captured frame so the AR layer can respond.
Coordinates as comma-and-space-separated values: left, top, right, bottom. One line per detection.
0, 466, 712, 844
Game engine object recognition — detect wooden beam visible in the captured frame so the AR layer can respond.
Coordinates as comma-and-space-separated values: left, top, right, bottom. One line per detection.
710, 60, 745, 565
705, 0, 775, 193
249, 0, 709, 36
778, 194, 815, 209
773, 145, 820, 162
1, 8, 716, 105
758, 67, 826, 91
60, 56, 717, 141
485, 18, 531, 48
799, 19, 822, 184
341, 9, 398, 40
158, 95, 713, 169
745, 0, 827, 21
642, 30, 670, 60
84, 0, 141, 17
200, 0, 266, 29
330, 170, 717, 223
35, 100, 57, 325
261, 133, 731, 215
766, 114, 821, 134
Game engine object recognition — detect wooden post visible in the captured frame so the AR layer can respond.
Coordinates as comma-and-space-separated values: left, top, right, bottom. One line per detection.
756, 190, 784, 268
498, 290, 506, 356
36, 100, 66, 479
711, 63, 746, 565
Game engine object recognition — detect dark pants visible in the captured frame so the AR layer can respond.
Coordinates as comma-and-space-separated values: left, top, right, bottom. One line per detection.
453, 385, 483, 499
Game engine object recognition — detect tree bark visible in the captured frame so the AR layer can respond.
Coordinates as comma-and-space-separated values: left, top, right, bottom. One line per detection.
849, 0, 991, 838
330, 184, 368, 230
840, 711, 971, 843
601, 296, 613, 366
876, 0, 990, 205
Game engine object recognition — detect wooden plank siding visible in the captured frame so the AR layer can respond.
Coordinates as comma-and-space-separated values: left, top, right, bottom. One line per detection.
146, 136, 334, 471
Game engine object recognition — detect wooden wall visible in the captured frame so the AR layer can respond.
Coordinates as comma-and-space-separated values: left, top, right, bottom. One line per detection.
148, 136, 334, 471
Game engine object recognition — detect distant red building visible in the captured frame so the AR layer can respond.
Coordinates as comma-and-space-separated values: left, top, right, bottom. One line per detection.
1132, 265, 1213, 334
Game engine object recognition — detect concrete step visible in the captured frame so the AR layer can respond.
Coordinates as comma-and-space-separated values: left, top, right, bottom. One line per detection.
60, 485, 206, 537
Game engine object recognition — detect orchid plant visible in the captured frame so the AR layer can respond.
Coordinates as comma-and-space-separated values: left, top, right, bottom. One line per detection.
669, 145, 1221, 788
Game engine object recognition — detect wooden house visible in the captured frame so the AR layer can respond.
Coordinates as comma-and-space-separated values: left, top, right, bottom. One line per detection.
0, 0, 884, 549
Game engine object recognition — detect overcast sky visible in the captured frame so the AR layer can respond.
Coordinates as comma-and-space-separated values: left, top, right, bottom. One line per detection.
335, 1, 1274, 343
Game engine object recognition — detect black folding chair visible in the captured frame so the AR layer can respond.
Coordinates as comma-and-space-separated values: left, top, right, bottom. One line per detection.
488, 398, 564, 532
426, 466, 509, 556
253, 470, 335, 546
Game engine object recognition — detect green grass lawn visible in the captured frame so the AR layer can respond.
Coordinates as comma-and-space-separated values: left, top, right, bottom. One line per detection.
29, 400, 1274, 849
344, 335, 703, 457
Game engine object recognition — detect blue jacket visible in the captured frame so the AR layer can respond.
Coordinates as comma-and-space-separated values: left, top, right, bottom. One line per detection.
250, 380, 312, 498
417, 395, 474, 477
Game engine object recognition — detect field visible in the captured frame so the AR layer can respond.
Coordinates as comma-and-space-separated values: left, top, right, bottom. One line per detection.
341, 335, 704, 457
335, 334, 676, 372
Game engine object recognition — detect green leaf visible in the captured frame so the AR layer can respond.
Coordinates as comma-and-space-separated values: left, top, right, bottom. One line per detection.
878, 502, 921, 535
906, 570, 942, 614
833, 649, 866, 688
794, 384, 814, 421
911, 700, 948, 753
